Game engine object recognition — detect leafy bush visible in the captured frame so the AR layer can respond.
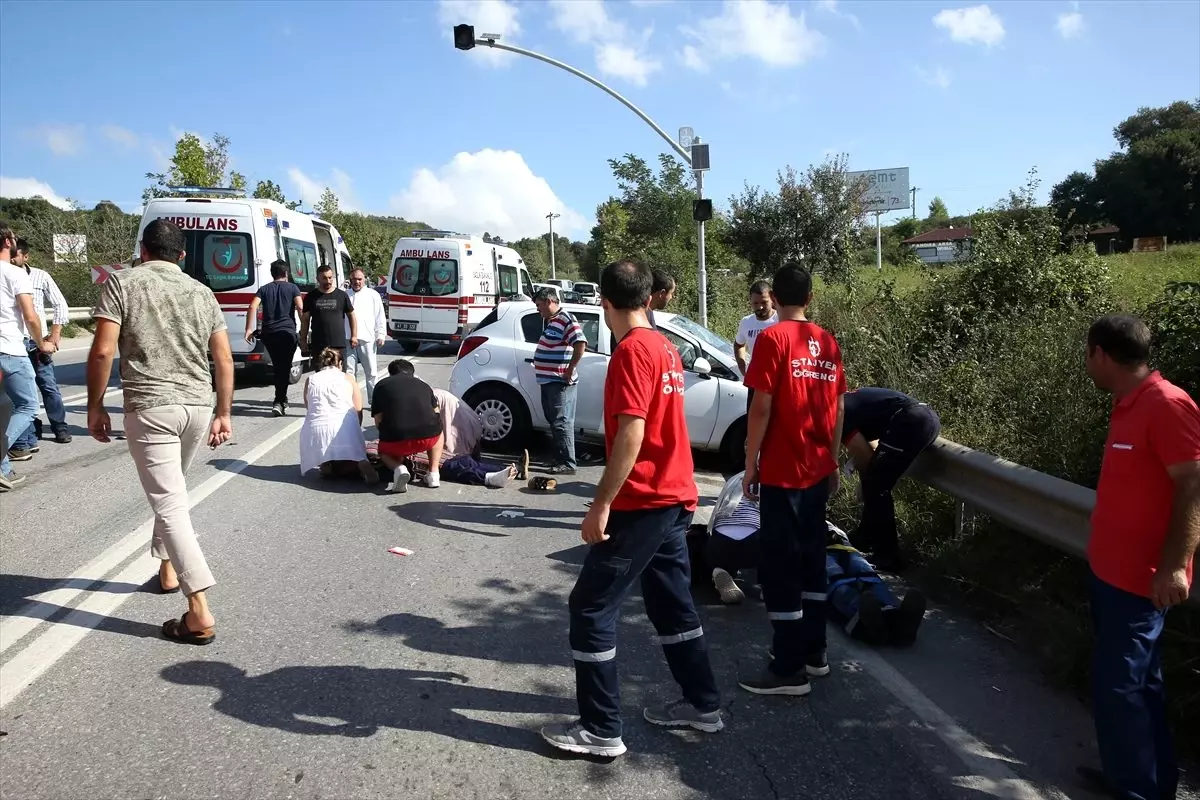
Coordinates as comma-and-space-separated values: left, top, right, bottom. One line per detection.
1144, 280, 1200, 398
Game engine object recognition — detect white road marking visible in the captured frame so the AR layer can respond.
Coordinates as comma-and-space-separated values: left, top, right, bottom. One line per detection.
59, 386, 121, 408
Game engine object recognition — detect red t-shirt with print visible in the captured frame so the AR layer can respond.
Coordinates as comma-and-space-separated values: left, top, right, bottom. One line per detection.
744, 319, 846, 489
1089, 372, 1200, 598
604, 327, 699, 512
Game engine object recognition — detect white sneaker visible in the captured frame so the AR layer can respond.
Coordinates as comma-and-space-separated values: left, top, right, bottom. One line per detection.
423, 471, 440, 488
389, 465, 410, 493
712, 568, 745, 605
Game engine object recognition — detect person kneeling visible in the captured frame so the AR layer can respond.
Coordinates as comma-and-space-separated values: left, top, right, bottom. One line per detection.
299, 348, 377, 485
372, 359, 444, 492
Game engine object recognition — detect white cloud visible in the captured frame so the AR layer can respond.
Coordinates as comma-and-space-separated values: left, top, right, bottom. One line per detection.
25, 124, 86, 157
390, 149, 587, 240
100, 124, 139, 148
0, 176, 74, 210
916, 64, 952, 88
437, 0, 521, 67
548, 0, 661, 85
680, 44, 708, 72
815, 0, 860, 29
1056, 2, 1084, 39
682, 0, 826, 69
933, 5, 1005, 47
288, 167, 359, 212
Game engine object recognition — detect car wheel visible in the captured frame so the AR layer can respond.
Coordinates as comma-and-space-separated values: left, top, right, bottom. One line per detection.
400, 341, 420, 355
466, 384, 531, 452
720, 416, 748, 471
288, 361, 305, 385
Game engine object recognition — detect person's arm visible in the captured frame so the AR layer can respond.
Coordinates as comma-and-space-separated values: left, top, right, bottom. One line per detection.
244, 296, 262, 342
208, 329, 234, 448
741, 332, 779, 499
374, 292, 387, 344
347, 373, 364, 424
844, 432, 876, 472
85, 318, 120, 442
582, 414, 646, 544
292, 292, 304, 321
734, 343, 749, 377
302, 377, 311, 409
829, 393, 846, 494
346, 294, 358, 347
16, 293, 48, 351
299, 293, 312, 353
43, 272, 70, 346
1152, 460, 1200, 608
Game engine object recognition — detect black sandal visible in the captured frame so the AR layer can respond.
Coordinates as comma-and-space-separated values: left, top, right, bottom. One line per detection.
528, 477, 557, 492
155, 575, 180, 595
162, 612, 216, 646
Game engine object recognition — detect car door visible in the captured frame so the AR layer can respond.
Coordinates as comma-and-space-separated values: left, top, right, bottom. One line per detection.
658, 325, 720, 448
568, 309, 606, 435
515, 310, 549, 428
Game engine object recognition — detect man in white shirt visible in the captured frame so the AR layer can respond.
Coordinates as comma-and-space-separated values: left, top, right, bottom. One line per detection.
10, 239, 72, 451
344, 268, 387, 403
0, 224, 54, 491
733, 280, 778, 411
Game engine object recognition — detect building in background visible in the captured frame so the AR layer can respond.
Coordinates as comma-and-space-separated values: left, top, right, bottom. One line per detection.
902, 226, 973, 265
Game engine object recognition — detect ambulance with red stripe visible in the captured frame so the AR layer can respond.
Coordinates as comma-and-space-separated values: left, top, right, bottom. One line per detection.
103, 189, 351, 381
387, 230, 535, 354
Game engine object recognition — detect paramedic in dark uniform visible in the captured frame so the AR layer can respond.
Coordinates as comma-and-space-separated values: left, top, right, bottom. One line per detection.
841, 387, 941, 572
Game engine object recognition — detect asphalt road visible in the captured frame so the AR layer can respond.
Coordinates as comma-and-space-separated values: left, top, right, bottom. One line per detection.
1, 337, 1193, 800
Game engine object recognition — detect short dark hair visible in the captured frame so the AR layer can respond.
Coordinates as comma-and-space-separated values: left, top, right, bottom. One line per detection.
15, 238, 31, 255
270, 259, 289, 280
601, 259, 652, 310
0, 223, 14, 251
749, 280, 771, 296
141, 219, 186, 263
771, 263, 812, 307
388, 359, 415, 376
533, 287, 559, 304
317, 264, 334, 276
1088, 315, 1151, 367
351, 268, 366, 279
651, 268, 675, 294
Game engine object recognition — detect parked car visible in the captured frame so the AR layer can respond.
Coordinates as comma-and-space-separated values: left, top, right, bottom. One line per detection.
448, 301, 748, 466
572, 281, 601, 305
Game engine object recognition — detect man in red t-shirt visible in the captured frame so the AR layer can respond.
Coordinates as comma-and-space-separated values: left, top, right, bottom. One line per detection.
1076, 315, 1200, 800
541, 259, 721, 758
739, 263, 846, 697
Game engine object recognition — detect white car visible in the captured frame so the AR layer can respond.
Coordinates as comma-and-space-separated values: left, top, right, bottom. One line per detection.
572, 282, 601, 305
448, 301, 748, 466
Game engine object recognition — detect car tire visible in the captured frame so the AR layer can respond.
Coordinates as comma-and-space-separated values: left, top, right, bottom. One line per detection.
720, 416, 748, 471
400, 341, 420, 355
466, 384, 531, 452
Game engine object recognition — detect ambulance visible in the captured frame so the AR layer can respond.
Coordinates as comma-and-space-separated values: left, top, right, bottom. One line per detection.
95, 188, 352, 382
387, 230, 535, 353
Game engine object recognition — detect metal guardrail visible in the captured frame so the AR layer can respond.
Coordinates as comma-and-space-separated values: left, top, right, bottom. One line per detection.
67, 307, 91, 322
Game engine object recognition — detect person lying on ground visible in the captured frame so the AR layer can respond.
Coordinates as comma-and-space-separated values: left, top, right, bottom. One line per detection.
371, 359, 444, 492
298, 347, 377, 485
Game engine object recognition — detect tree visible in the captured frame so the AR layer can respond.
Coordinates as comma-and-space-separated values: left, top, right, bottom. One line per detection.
1048, 171, 1103, 230
927, 196, 949, 223
252, 180, 300, 210
143, 132, 246, 202
314, 187, 340, 219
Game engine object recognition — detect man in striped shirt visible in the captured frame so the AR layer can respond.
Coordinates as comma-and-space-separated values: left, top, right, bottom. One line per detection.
10, 239, 71, 453
533, 287, 586, 475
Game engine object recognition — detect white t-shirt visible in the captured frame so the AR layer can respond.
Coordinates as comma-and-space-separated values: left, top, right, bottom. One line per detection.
734, 312, 778, 360
0, 260, 34, 357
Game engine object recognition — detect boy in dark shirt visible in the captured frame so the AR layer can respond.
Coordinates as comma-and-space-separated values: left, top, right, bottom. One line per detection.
371, 359, 444, 492
299, 264, 355, 363
244, 260, 303, 416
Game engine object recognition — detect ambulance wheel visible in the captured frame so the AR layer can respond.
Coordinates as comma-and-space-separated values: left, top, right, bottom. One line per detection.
721, 416, 748, 470
400, 341, 421, 355
466, 384, 530, 452
288, 362, 304, 384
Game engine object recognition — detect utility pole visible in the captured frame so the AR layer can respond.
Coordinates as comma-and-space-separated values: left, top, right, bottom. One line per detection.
546, 212, 560, 280
694, 137, 707, 325
911, 186, 919, 219
875, 211, 883, 271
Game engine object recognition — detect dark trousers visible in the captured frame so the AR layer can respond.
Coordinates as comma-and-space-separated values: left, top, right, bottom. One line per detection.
706, 530, 761, 576
1089, 573, 1177, 800
569, 505, 721, 739
263, 331, 298, 405
856, 405, 941, 558
759, 481, 831, 676
442, 454, 504, 485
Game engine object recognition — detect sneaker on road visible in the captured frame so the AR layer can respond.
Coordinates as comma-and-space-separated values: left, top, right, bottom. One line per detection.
805, 652, 831, 677
423, 471, 440, 488
53, 430, 72, 444
540, 722, 626, 757
738, 668, 811, 697
643, 699, 724, 733
7, 448, 35, 461
0, 471, 27, 492
271, 403, 284, 417
389, 465, 411, 493
712, 568, 745, 605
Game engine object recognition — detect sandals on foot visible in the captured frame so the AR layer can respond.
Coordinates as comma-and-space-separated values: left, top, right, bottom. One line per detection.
162, 612, 216, 646
156, 576, 180, 595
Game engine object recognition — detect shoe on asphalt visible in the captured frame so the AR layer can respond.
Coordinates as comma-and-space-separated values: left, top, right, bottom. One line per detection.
53, 430, 72, 444
389, 465, 411, 493
891, 590, 927, 647
857, 592, 889, 645
738, 667, 811, 697
806, 652, 831, 677
423, 471, 440, 488
0, 471, 27, 492
271, 403, 284, 417
712, 568, 745, 605
540, 722, 626, 757
547, 464, 577, 476
7, 448, 35, 461
33, 418, 43, 439
643, 699, 724, 733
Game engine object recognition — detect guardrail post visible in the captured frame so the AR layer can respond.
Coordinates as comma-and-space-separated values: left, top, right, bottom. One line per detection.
954, 501, 973, 538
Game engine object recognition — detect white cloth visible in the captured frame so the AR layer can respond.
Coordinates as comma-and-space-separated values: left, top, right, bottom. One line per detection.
347, 340, 379, 402
299, 367, 367, 473
734, 312, 778, 360
346, 287, 387, 342
0, 260, 34, 357
25, 265, 70, 329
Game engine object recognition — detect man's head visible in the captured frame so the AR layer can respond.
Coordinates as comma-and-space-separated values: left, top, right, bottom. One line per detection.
12, 238, 31, 268
316, 264, 335, 291
770, 263, 812, 310
600, 259, 652, 316
270, 259, 290, 280
0, 223, 18, 260
1085, 314, 1151, 392
649, 268, 676, 311
140, 219, 186, 264
349, 269, 367, 291
749, 280, 773, 320
533, 287, 561, 320
388, 359, 416, 377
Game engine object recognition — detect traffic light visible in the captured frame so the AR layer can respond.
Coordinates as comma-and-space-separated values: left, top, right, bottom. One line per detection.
693, 199, 713, 222
453, 24, 475, 51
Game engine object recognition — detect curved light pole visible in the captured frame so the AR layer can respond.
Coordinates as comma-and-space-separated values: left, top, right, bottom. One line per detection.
454, 25, 709, 325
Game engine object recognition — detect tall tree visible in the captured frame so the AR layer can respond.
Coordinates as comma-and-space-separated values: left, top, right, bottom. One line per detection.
314, 187, 340, 219
143, 132, 246, 202
252, 179, 300, 210
927, 196, 950, 223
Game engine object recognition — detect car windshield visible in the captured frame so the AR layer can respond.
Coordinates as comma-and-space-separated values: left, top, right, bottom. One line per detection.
561, 290, 583, 303
669, 314, 735, 358
574, 284, 597, 296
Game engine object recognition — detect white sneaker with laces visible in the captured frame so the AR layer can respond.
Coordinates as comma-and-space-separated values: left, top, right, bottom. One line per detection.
423, 471, 440, 488
712, 568, 745, 604
389, 465, 411, 493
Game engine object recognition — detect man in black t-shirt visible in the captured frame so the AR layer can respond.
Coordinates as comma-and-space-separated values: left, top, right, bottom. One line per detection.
245, 260, 303, 416
299, 264, 356, 364
372, 359, 444, 492
840, 387, 941, 571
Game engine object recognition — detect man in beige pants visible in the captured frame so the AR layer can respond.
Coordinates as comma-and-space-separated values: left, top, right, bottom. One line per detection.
86, 218, 234, 645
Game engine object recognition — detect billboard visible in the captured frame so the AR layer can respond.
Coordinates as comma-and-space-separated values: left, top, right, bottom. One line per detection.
848, 167, 910, 213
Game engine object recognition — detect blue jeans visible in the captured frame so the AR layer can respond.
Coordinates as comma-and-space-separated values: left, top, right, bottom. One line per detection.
569, 505, 720, 739
759, 481, 831, 676
1, 353, 39, 477
539, 381, 577, 470
1089, 573, 1177, 800
13, 343, 68, 449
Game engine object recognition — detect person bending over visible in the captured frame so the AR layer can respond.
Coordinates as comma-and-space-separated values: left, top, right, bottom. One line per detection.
372, 359, 444, 492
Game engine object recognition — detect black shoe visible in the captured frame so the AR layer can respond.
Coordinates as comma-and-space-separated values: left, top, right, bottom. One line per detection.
272, 403, 285, 417
33, 419, 44, 439
738, 667, 811, 696
53, 430, 72, 444
892, 590, 926, 646
7, 448, 35, 462
856, 592, 889, 645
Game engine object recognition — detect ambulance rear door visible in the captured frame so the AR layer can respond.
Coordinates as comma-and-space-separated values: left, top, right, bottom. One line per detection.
389, 238, 463, 342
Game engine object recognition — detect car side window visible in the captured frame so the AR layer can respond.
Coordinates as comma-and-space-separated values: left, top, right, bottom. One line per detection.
661, 329, 699, 370
574, 313, 600, 352
520, 312, 544, 344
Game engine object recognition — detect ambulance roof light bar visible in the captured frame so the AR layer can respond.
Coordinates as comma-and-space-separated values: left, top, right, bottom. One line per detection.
166, 185, 246, 197
411, 229, 473, 241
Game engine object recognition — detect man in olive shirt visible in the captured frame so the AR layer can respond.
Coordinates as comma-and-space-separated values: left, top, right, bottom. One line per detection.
87, 218, 234, 646
299, 264, 355, 365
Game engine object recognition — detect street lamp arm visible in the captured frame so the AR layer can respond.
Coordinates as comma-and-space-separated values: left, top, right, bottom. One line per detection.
475, 38, 692, 166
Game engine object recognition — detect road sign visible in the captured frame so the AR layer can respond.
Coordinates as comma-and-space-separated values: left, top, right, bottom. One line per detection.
690, 143, 710, 171
678, 127, 694, 149
848, 167, 910, 213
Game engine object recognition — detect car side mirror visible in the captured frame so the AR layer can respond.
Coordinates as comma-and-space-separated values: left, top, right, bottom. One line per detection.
693, 357, 713, 377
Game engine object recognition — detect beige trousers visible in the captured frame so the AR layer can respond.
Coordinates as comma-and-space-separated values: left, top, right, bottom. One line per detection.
124, 405, 215, 595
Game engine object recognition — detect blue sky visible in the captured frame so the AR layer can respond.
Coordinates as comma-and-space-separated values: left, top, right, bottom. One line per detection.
1, 0, 1197, 241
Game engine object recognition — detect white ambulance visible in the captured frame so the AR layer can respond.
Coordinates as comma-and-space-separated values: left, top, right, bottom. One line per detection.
99, 188, 353, 382
387, 230, 535, 353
